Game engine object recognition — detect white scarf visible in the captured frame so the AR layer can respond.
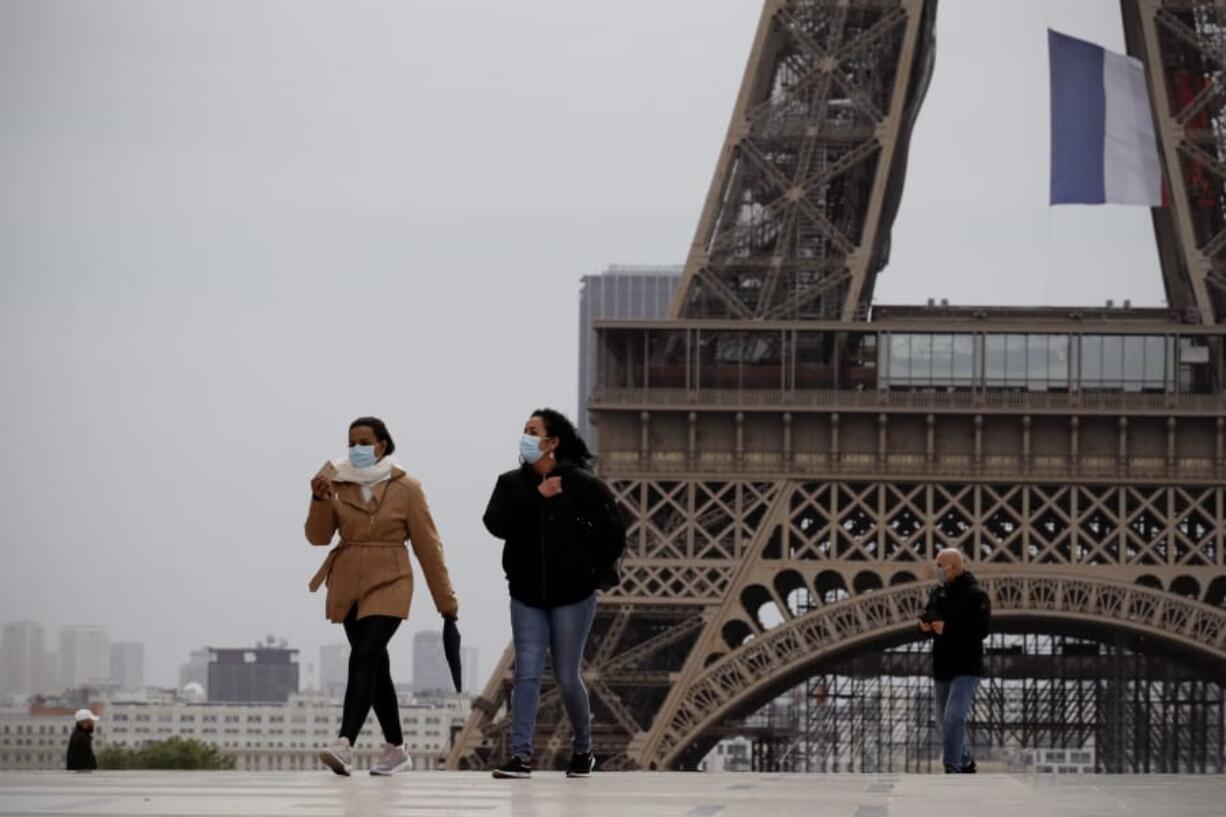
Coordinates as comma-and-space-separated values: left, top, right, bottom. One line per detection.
330, 456, 399, 501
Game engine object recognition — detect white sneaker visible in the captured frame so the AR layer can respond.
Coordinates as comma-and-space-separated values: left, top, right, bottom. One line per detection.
319, 738, 353, 776
370, 743, 412, 776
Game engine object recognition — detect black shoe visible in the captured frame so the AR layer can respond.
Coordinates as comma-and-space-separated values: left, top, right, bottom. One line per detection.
491, 756, 532, 779
944, 765, 959, 774
566, 752, 595, 778
961, 760, 977, 774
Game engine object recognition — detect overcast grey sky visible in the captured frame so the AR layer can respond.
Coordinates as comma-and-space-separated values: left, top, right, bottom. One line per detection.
0, 0, 1160, 690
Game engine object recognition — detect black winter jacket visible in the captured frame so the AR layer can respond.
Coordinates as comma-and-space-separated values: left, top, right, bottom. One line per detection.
923, 571, 991, 681
66, 725, 97, 771
483, 462, 626, 608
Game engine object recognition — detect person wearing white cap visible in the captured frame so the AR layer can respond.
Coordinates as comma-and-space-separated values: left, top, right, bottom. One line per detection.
66, 709, 99, 771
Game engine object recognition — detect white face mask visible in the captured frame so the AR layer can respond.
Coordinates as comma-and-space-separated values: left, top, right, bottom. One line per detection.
348, 444, 377, 468
519, 434, 545, 465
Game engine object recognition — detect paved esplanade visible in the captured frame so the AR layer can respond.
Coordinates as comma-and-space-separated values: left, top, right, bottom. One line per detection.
1, 772, 1223, 817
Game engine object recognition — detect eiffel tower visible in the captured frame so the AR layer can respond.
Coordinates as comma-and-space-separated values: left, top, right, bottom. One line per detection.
451, 0, 1226, 773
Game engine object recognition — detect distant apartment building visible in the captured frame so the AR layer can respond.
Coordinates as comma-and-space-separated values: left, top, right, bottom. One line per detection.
0, 706, 76, 770
207, 647, 299, 704
577, 265, 682, 448
109, 643, 144, 692
0, 621, 46, 699
412, 632, 451, 695
318, 644, 348, 701
40, 654, 57, 696
1022, 747, 1097, 775
0, 693, 471, 772
178, 648, 211, 695
461, 647, 479, 695
58, 627, 110, 689
700, 736, 752, 772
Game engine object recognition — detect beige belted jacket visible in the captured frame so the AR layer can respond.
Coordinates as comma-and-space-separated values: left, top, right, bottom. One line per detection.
306, 462, 459, 623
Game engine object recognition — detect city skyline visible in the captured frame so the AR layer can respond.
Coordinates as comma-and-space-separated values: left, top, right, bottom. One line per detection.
0, 618, 476, 700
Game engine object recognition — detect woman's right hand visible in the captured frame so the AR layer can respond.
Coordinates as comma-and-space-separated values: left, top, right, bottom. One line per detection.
310, 474, 334, 501
537, 476, 563, 498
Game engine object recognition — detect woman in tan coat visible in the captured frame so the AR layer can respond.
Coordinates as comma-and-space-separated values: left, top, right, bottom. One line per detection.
306, 416, 459, 777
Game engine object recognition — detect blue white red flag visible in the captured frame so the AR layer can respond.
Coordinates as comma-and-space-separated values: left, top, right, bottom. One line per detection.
1049, 29, 1162, 206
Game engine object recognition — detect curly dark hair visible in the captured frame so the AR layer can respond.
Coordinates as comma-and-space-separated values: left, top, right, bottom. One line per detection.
532, 408, 593, 469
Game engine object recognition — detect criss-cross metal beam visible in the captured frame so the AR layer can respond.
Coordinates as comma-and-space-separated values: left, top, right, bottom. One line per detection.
670, 0, 936, 322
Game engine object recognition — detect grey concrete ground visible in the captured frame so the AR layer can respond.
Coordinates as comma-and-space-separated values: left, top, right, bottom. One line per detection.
0, 771, 1223, 817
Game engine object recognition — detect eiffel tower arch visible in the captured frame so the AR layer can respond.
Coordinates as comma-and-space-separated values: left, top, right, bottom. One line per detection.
450, 0, 1226, 773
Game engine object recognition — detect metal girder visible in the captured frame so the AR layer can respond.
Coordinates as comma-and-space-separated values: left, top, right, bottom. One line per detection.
669, 0, 937, 322
643, 574, 1226, 769
1124, 0, 1226, 321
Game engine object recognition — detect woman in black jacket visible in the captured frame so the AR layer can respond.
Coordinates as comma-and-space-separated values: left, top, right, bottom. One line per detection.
483, 409, 625, 780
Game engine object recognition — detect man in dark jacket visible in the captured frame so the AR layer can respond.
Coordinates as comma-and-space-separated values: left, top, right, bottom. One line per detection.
66, 709, 99, 771
920, 549, 991, 774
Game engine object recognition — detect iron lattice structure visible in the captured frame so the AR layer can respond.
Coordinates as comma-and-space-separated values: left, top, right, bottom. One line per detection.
740, 633, 1225, 774
450, 0, 1226, 773
670, 0, 936, 322
1126, 0, 1226, 321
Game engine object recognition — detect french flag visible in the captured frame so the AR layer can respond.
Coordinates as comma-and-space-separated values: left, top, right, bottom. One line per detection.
1049, 29, 1162, 206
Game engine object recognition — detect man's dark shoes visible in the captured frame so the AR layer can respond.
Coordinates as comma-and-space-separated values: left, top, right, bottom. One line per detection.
492, 756, 532, 779
961, 760, 977, 774
566, 751, 595, 778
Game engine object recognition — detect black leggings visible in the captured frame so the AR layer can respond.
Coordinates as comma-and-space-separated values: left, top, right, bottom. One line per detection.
340, 606, 402, 745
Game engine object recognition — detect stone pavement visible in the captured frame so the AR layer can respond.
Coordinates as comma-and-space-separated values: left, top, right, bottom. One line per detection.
0, 771, 1222, 817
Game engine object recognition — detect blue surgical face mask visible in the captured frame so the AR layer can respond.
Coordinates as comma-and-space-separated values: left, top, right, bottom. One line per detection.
935, 566, 950, 584
519, 434, 545, 465
349, 444, 376, 469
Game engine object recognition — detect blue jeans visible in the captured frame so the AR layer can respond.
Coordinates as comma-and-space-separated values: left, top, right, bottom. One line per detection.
934, 676, 980, 770
509, 594, 597, 759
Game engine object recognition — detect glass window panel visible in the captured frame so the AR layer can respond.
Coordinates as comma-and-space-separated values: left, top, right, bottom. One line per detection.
602, 329, 641, 389
698, 331, 742, 389
985, 335, 1006, 386
1080, 335, 1103, 385
932, 335, 953, 383
1026, 335, 1049, 390
742, 331, 783, 389
1102, 335, 1124, 388
1047, 335, 1070, 389
889, 334, 910, 384
1122, 336, 1145, 391
1168, 337, 1178, 391
909, 334, 934, 386
952, 335, 975, 387
796, 332, 832, 389
1006, 334, 1027, 387
647, 330, 688, 388
1143, 336, 1167, 390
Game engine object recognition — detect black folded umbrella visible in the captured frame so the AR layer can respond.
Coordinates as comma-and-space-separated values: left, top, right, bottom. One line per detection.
443, 617, 463, 692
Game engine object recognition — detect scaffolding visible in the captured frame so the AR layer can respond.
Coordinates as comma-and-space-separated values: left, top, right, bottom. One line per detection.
738, 631, 1226, 774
